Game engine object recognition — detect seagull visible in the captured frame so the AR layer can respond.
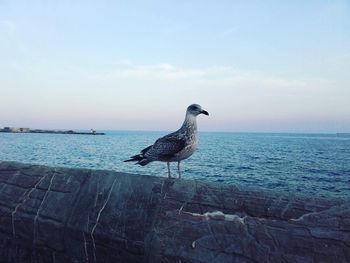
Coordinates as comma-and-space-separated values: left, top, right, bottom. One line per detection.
124, 104, 209, 178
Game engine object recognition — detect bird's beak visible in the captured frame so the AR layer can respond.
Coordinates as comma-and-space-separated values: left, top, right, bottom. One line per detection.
201, 110, 209, 116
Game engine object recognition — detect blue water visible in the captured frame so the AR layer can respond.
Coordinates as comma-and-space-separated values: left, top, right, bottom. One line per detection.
1, 131, 349, 199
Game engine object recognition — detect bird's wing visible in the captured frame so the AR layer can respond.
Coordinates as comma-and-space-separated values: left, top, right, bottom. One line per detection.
147, 133, 187, 159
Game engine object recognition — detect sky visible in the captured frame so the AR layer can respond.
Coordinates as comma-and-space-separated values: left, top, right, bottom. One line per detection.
0, 0, 349, 133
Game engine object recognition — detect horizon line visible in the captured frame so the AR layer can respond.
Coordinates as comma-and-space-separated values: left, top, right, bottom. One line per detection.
1, 126, 349, 135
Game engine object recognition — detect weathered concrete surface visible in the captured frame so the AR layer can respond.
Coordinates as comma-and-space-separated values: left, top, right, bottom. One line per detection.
0, 161, 349, 263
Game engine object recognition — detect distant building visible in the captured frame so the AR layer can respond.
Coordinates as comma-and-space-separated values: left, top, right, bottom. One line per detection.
12, 127, 30, 133
19, 128, 30, 132
1, 127, 30, 133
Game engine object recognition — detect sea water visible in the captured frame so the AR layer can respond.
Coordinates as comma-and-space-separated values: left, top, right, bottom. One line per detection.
0, 131, 349, 199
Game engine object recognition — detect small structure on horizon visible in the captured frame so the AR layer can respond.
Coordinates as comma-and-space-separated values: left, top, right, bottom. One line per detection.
0, 127, 30, 133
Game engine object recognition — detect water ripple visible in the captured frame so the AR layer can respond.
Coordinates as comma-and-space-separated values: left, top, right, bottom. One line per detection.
0, 131, 349, 199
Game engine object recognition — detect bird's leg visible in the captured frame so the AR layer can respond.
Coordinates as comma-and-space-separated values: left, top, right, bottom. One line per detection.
167, 162, 171, 178
177, 161, 181, 179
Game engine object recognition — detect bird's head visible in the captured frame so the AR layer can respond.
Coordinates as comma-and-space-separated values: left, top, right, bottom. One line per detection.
187, 104, 209, 116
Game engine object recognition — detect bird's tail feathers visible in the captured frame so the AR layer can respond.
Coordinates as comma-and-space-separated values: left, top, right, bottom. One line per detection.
124, 154, 143, 162
124, 154, 151, 166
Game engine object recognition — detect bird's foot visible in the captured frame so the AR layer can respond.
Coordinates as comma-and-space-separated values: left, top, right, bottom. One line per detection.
177, 162, 181, 179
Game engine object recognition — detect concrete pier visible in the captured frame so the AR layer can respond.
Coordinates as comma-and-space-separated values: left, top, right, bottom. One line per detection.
0, 161, 349, 262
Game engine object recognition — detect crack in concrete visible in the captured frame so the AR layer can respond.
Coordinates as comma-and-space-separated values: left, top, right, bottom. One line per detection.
83, 209, 92, 262
82, 171, 94, 263
91, 176, 119, 263
11, 173, 48, 238
83, 230, 89, 262
33, 170, 56, 244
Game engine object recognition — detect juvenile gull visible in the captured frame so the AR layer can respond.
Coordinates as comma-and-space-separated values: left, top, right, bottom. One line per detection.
124, 104, 209, 178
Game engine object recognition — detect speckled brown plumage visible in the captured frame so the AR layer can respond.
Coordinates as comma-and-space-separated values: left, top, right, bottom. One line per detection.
124, 104, 209, 178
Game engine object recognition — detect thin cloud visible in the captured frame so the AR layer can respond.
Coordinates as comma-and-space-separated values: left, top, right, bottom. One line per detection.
84, 61, 331, 96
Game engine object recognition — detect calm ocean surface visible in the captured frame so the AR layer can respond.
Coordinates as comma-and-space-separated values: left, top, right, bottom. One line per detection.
1, 131, 349, 199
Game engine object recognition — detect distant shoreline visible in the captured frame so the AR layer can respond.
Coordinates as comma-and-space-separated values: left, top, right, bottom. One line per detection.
0, 127, 104, 135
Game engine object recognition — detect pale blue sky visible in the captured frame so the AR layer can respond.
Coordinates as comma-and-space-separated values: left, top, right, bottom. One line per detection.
1, 1, 349, 132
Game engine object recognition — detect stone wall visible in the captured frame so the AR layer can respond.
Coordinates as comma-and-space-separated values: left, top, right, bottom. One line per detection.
0, 161, 349, 263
